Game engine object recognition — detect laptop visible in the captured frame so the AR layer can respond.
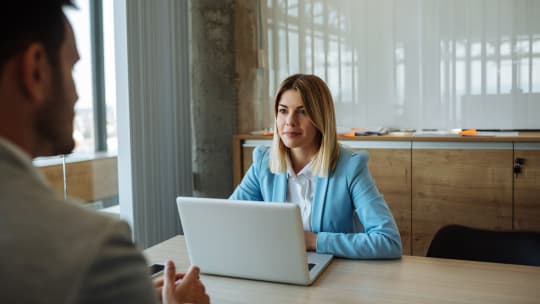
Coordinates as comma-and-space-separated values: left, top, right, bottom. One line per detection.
176, 196, 333, 285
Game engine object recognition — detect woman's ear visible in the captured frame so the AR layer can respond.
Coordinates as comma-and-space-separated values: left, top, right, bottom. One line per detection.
19, 43, 52, 105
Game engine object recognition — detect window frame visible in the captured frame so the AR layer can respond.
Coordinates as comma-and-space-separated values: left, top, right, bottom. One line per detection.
89, 0, 108, 152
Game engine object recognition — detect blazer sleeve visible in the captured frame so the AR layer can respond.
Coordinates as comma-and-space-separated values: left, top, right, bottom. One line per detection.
316, 151, 402, 259
229, 146, 266, 201
78, 221, 158, 304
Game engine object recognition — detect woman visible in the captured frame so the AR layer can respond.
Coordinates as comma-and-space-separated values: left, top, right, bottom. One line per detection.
230, 74, 401, 259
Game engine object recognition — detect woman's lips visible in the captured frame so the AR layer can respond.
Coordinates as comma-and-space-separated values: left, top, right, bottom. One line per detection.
283, 131, 301, 137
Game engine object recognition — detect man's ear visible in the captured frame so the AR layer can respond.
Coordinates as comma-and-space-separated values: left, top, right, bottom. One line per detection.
20, 43, 52, 105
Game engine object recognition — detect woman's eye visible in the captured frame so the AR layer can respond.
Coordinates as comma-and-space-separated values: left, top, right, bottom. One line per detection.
298, 109, 306, 115
278, 108, 287, 114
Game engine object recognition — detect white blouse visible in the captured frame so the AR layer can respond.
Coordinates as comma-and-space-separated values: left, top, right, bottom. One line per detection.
286, 160, 315, 231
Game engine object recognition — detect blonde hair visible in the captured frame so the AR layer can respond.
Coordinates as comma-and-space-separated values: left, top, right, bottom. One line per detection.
269, 74, 340, 177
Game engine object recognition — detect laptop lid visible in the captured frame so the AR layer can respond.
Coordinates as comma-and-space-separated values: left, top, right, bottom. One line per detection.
176, 196, 332, 285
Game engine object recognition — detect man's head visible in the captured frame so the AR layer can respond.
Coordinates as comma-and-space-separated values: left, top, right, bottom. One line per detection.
0, 1, 79, 157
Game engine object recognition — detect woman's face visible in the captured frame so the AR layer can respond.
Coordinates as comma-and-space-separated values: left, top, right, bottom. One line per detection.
276, 89, 319, 156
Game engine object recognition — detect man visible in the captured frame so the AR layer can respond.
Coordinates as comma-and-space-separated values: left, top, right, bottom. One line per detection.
0, 1, 209, 303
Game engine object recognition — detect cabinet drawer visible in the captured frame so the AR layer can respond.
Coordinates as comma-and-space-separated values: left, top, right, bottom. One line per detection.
514, 143, 540, 231
411, 143, 513, 256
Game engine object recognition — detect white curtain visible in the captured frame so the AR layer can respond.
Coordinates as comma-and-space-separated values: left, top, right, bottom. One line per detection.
115, 0, 192, 248
260, 0, 540, 130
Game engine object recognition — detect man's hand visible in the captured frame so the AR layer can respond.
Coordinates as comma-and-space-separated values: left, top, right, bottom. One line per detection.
304, 231, 317, 251
156, 260, 210, 304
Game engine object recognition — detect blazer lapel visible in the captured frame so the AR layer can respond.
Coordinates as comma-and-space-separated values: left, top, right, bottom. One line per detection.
311, 175, 329, 232
272, 173, 287, 202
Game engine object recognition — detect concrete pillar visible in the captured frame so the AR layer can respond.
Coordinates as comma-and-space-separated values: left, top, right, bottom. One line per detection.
190, 0, 237, 197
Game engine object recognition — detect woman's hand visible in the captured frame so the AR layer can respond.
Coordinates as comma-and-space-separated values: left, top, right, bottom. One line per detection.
155, 260, 210, 304
304, 231, 318, 251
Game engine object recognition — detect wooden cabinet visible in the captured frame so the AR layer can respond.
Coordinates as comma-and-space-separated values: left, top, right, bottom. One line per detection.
233, 134, 540, 257
514, 143, 540, 231
411, 142, 513, 256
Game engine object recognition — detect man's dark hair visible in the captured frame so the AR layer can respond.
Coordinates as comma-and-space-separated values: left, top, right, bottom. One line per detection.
0, 0, 75, 71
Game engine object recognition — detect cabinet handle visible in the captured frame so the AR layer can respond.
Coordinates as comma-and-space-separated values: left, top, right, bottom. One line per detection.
514, 158, 526, 175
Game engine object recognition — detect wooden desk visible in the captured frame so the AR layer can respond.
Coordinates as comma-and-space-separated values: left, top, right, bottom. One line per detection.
144, 236, 540, 304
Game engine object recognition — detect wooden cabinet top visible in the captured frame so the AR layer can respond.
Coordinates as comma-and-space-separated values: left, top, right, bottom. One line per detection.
235, 132, 540, 143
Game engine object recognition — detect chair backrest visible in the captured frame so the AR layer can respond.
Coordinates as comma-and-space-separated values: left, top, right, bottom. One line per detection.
426, 224, 540, 266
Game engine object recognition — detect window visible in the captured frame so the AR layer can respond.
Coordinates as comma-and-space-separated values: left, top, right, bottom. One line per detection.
66, 0, 95, 153
103, 0, 118, 153
34, 0, 118, 214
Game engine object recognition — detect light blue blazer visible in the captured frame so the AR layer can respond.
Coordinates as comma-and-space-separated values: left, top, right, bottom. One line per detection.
230, 145, 402, 259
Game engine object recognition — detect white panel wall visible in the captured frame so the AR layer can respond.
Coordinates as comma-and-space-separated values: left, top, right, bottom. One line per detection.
261, 0, 540, 130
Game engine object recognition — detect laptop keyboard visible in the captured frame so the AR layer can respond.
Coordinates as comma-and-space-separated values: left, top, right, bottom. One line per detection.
308, 263, 315, 271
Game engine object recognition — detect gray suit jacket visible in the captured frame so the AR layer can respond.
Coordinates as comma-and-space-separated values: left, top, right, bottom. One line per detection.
0, 139, 158, 304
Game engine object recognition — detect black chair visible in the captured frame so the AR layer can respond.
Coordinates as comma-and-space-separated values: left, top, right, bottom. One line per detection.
426, 224, 540, 266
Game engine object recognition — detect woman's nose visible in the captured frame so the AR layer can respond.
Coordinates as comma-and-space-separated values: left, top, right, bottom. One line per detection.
285, 113, 295, 126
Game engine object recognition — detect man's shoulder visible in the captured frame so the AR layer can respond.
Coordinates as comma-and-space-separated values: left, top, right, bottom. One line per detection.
0, 157, 132, 267
1, 174, 131, 254
0, 160, 127, 237
0, 167, 144, 303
